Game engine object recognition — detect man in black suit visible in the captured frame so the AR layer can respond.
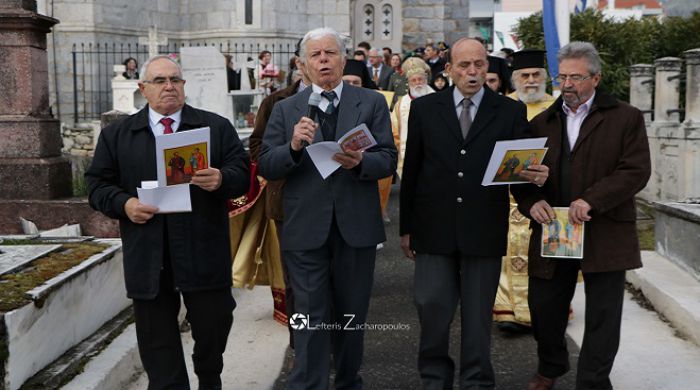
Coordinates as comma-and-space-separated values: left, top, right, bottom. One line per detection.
424, 43, 446, 82
86, 55, 249, 390
400, 38, 549, 389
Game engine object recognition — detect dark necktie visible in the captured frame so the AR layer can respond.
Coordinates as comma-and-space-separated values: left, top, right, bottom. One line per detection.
321, 91, 337, 114
459, 98, 472, 139
160, 117, 175, 134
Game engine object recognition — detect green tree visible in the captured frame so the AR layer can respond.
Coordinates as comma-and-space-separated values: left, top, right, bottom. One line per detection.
514, 9, 700, 101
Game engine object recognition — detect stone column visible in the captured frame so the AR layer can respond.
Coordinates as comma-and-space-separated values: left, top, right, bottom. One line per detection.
0, 1, 72, 199
653, 57, 683, 123
631, 64, 657, 201
684, 48, 700, 125
629, 64, 654, 123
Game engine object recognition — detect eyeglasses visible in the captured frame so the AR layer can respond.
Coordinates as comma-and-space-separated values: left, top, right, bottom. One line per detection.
555, 74, 591, 84
519, 71, 542, 80
143, 76, 185, 86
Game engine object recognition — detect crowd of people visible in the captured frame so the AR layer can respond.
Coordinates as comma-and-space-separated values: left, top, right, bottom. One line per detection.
96, 28, 651, 390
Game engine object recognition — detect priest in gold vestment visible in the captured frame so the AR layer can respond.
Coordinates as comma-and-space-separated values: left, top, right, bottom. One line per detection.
494, 49, 556, 331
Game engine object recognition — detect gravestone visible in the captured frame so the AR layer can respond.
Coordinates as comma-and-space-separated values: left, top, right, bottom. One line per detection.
180, 46, 234, 125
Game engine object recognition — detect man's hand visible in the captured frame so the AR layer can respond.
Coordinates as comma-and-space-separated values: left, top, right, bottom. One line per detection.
291, 116, 318, 151
125, 197, 158, 224
569, 199, 592, 224
400, 234, 415, 260
191, 168, 222, 191
333, 150, 363, 170
518, 164, 549, 187
530, 199, 555, 224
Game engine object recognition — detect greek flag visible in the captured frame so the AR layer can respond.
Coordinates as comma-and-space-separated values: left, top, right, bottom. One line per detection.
575, 0, 587, 14
543, 0, 561, 86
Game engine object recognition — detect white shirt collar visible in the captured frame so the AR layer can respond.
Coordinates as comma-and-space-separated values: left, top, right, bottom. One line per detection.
562, 92, 596, 117
149, 107, 183, 135
312, 81, 343, 103
453, 86, 485, 109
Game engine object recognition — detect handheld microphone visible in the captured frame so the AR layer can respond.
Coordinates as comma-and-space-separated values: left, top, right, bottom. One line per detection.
301, 92, 322, 148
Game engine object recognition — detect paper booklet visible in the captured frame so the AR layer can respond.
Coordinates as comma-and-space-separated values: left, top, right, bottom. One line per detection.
136, 127, 211, 213
306, 123, 378, 179
540, 207, 585, 259
481, 137, 548, 186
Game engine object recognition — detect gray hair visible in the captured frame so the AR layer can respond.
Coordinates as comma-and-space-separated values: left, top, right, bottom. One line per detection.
298, 27, 347, 64
139, 55, 183, 82
557, 41, 602, 75
510, 67, 548, 88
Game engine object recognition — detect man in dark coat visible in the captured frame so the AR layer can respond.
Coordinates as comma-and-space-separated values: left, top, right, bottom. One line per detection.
513, 42, 651, 390
400, 38, 548, 389
85, 55, 249, 390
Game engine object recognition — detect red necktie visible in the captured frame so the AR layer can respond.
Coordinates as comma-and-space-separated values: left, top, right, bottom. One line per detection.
160, 117, 175, 134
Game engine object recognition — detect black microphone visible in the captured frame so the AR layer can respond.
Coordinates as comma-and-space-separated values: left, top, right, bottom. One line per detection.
301, 92, 322, 148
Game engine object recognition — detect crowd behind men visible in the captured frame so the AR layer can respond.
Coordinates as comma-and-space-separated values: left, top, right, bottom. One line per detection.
97, 28, 651, 390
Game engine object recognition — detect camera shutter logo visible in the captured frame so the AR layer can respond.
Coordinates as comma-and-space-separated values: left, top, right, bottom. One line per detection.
289, 313, 308, 330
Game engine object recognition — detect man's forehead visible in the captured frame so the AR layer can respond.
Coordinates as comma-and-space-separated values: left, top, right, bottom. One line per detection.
307, 37, 339, 51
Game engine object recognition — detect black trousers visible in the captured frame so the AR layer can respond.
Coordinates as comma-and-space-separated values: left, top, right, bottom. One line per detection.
413, 253, 502, 390
133, 261, 236, 390
529, 260, 625, 390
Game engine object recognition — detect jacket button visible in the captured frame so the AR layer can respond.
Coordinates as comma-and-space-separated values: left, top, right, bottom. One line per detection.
460, 149, 466, 155
457, 172, 464, 178
457, 197, 463, 203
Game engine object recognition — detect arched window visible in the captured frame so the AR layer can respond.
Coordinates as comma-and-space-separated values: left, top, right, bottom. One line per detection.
363, 4, 375, 41
380, 4, 392, 40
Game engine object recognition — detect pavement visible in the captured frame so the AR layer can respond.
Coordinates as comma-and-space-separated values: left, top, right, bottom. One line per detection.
65, 189, 700, 389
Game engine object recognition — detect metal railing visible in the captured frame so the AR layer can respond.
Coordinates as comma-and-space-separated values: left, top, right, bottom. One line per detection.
70, 41, 297, 124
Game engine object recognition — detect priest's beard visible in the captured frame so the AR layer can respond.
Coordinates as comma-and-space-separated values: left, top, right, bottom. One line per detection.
410, 84, 434, 98
517, 81, 546, 104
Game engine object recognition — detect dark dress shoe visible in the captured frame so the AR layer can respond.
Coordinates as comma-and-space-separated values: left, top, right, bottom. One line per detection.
527, 373, 556, 390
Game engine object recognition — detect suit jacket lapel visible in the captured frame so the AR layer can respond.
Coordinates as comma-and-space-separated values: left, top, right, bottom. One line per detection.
464, 88, 499, 145
336, 84, 362, 141
436, 87, 463, 143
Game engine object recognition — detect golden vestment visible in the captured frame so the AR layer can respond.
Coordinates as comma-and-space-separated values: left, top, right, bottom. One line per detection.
493, 92, 555, 325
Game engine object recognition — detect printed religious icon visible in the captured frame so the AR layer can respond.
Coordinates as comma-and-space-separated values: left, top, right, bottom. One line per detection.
493, 148, 548, 183
481, 137, 547, 186
541, 207, 585, 259
155, 127, 211, 187
163, 142, 209, 185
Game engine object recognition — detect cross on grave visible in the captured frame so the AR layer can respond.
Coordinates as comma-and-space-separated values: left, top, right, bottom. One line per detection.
138, 26, 168, 59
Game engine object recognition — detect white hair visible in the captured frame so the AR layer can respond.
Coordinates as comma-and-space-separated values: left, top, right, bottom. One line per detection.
298, 27, 347, 64
139, 55, 182, 82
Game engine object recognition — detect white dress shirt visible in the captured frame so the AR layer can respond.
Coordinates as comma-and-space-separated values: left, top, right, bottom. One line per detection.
312, 82, 344, 113
562, 92, 595, 150
148, 108, 183, 136
453, 86, 485, 121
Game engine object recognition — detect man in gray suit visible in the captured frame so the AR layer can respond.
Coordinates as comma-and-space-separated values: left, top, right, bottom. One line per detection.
368, 48, 394, 90
258, 27, 397, 390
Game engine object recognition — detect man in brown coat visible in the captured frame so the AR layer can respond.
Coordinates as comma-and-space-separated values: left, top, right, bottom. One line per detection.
248, 45, 311, 349
512, 42, 651, 390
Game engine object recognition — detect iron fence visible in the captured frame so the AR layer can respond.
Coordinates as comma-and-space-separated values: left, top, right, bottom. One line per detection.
70, 41, 297, 124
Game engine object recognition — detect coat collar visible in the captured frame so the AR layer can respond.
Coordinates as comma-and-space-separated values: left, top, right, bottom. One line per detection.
543, 89, 618, 121
542, 89, 619, 153
130, 104, 208, 132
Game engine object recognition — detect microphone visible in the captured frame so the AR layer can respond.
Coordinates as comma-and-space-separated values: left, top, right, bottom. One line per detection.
301, 92, 322, 148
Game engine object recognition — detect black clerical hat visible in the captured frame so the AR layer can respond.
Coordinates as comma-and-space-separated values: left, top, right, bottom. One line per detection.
511, 49, 546, 70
